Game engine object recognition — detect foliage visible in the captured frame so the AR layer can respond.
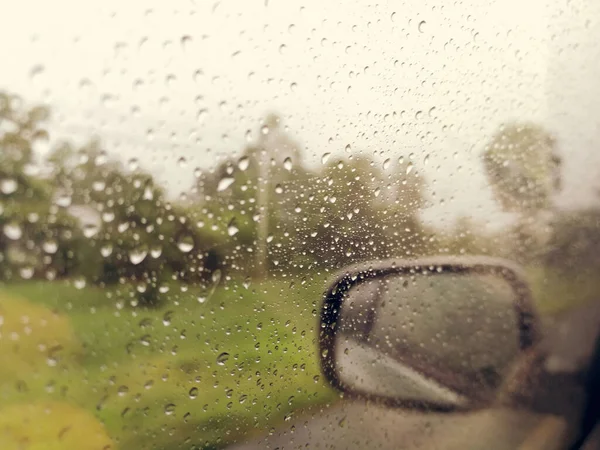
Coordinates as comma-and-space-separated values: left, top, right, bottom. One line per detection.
481, 122, 561, 214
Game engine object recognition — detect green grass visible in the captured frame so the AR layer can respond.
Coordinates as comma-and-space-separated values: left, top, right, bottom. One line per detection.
0, 277, 338, 450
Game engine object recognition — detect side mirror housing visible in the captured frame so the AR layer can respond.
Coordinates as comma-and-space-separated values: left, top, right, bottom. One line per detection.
319, 256, 540, 412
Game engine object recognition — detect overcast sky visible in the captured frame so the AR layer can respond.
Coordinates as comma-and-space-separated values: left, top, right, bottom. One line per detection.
1, 0, 599, 229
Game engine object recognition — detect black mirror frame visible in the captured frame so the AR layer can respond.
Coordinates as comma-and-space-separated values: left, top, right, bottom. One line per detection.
319, 256, 541, 413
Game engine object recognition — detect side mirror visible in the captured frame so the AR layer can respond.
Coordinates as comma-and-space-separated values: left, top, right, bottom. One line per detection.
319, 256, 540, 412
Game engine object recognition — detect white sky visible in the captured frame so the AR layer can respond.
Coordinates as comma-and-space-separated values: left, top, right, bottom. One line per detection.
1, 0, 599, 229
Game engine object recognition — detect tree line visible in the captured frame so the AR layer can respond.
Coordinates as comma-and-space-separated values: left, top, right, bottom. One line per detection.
1, 91, 598, 306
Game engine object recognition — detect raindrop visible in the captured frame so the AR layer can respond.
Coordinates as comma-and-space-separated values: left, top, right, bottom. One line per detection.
20, 267, 34, 279
3, 223, 22, 240
217, 177, 235, 192
279, 44, 287, 54
100, 244, 113, 257
163, 311, 174, 326
177, 234, 195, 253
92, 180, 106, 192
0, 178, 18, 194
383, 158, 391, 170
150, 245, 162, 258
418, 20, 427, 33
129, 248, 148, 265
30, 64, 45, 82
283, 157, 293, 171
189, 387, 199, 399
55, 193, 72, 207
261, 125, 269, 135
164, 403, 176, 416
117, 385, 129, 397
73, 277, 86, 290
197, 109, 208, 123
344, 144, 351, 152
290, 82, 297, 92
43, 240, 58, 254
227, 219, 239, 236
177, 156, 187, 168
83, 224, 100, 238
128, 158, 139, 171
216, 352, 230, 366
102, 211, 115, 223
406, 162, 414, 175
238, 156, 250, 171
321, 153, 331, 164
274, 184, 283, 194
181, 35, 192, 50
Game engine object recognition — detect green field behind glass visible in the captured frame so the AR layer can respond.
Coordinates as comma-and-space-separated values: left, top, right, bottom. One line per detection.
0, 267, 596, 450
0, 278, 337, 450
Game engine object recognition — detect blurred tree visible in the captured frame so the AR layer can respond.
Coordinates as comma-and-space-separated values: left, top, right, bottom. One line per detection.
193, 113, 310, 277
482, 122, 561, 214
0, 92, 87, 281
297, 155, 427, 270
544, 208, 600, 273
48, 142, 221, 305
481, 122, 561, 262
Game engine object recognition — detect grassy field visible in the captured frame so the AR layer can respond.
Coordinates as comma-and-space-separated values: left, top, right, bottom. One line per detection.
0, 265, 593, 450
0, 277, 338, 450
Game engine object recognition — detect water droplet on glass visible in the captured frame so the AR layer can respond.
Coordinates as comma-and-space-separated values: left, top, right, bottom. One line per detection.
406, 162, 414, 175
177, 156, 187, 168
150, 245, 162, 258
163, 311, 174, 326
217, 177, 235, 192
102, 211, 115, 223
345, 144, 351, 153
83, 223, 100, 238
43, 240, 58, 254
418, 20, 427, 33
0, 178, 18, 194
216, 352, 230, 366
20, 267, 34, 280
92, 180, 106, 192
164, 403, 176, 416
129, 248, 148, 265
197, 109, 208, 124
128, 158, 139, 171
279, 44, 287, 54
261, 125, 269, 135
55, 193, 72, 207
100, 244, 113, 257
227, 219, 239, 236
3, 223, 22, 240
118, 385, 129, 397
177, 234, 195, 253
74, 277, 86, 290
321, 153, 331, 164
283, 157, 293, 171
383, 158, 391, 170
189, 387, 199, 399
181, 35, 192, 50
30, 64, 45, 82
238, 156, 250, 171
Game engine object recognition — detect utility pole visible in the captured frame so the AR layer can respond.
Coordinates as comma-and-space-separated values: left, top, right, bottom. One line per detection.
254, 114, 279, 278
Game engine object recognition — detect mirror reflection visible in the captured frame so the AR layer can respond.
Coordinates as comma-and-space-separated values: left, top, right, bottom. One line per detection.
335, 271, 521, 408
